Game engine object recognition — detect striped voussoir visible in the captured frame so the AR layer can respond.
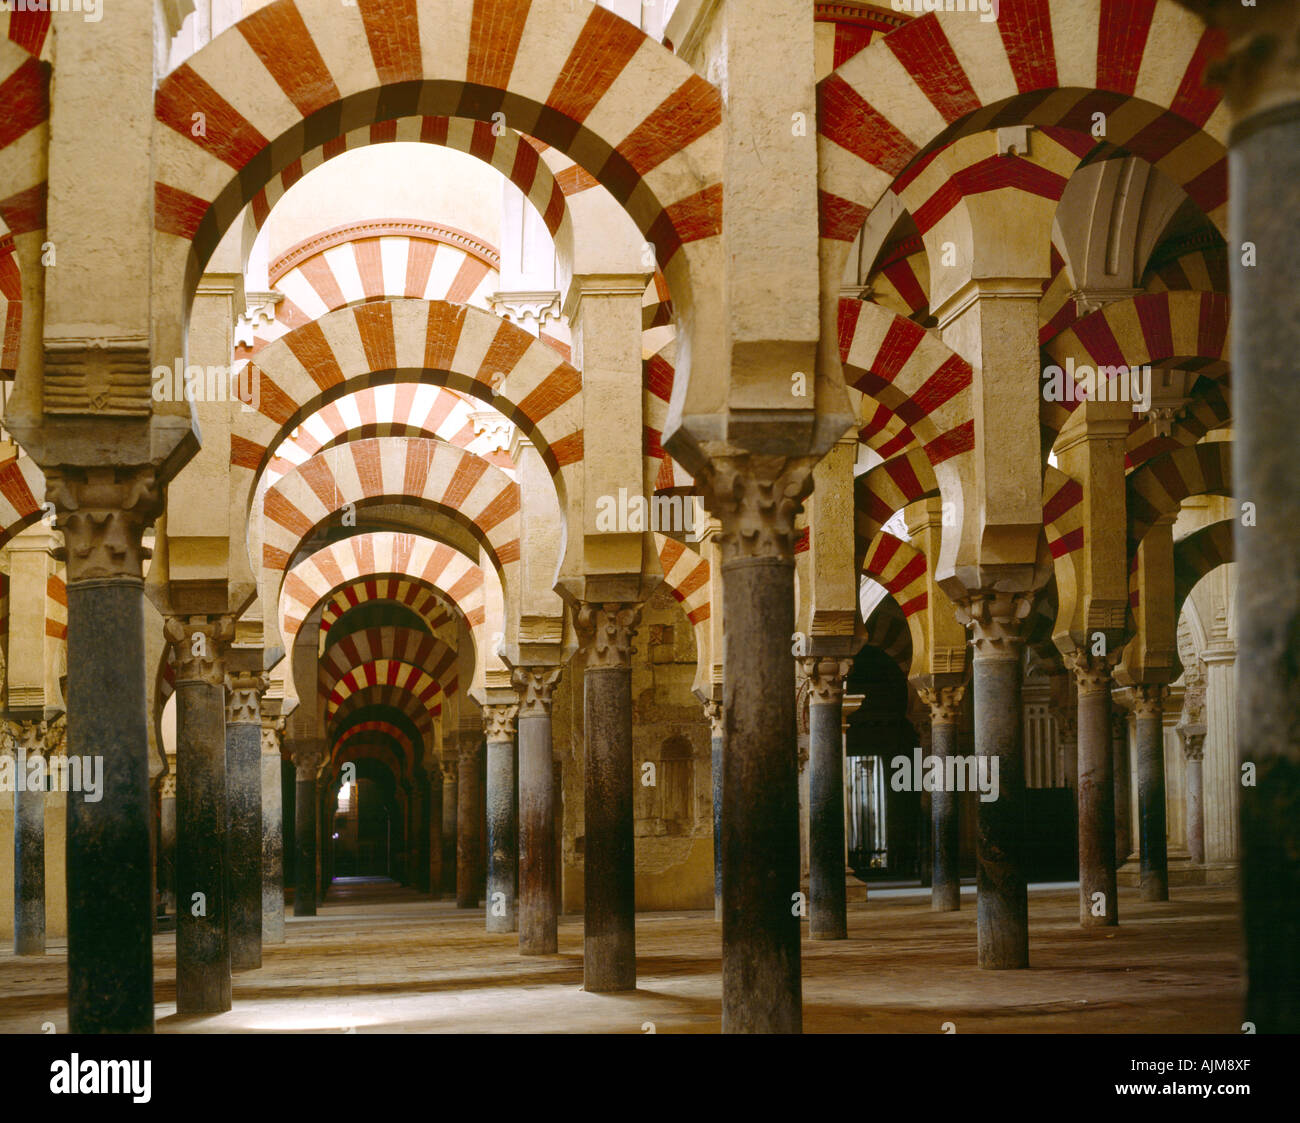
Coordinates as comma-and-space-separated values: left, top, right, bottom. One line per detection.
0, 453, 44, 548
864, 594, 913, 678
1171, 518, 1233, 620
331, 681, 437, 741
1127, 440, 1233, 552
230, 298, 581, 494
1042, 466, 1085, 563
862, 530, 928, 620
1043, 289, 1229, 438
265, 224, 500, 337
865, 238, 929, 322
152, 0, 723, 333
838, 297, 973, 464
1142, 243, 1229, 294
0, 32, 49, 379
321, 579, 461, 650
279, 530, 486, 658
653, 533, 709, 628
319, 625, 458, 698
643, 345, 693, 495
45, 564, 66, 643
334, 723, 421, 775
1039, 241, 1080, 345
817, 1, 1228, 288
854, 448, 941, 567
335, 719, 417, 759
265, 384, 516, 489
325, 660, 445, 729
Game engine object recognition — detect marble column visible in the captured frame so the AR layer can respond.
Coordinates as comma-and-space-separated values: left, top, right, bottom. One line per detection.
48, 467, 160, 1033
919, 684, 965, 912
1067, 653, 1118, 927
224, 672, 265, 971
159, 771, 177, 918
1111, 706, 1132, 867
167, 613, 235, 1014
456, 735, 482, 908
292, 748, 322, 917
800, 657, 851, 940
514, 666, 562, 954
1179, 724, 1207, 866
699, 458, 810, 1033
963, 593, 1031, 969
484, 702, 520, 934
260, 716, 285, 943
1133, 684, 1169, 902
703, 698, 723, 922
7, 720, 51, 955
577, 603, 640, 992
440, 757, 458, 897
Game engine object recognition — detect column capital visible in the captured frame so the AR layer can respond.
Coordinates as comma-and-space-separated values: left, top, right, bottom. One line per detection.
440, 755, 458, 783
576, 602, 642, 670
0, 715, 62, 758
511, 665, 562, 718
482, 702, 520, 742
917, 683, 966, 726
797, 656, 851, 706
46, 465, 162, 583
1131, 683, 1169, 719
695, 454, 815, 563
225, 671, 269, 725
164, 614, 235, 686
955, 591, 1034, 660
260, 714, 285, 756
458, 733, 482, 766
291, 747, 323, 780
1177, 723, 1207, 761
160, 772, 177, 799
1063, 649, 1119, 695
702, 699, 723, 740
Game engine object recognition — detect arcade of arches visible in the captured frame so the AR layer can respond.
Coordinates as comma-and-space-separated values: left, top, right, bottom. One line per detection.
0, 0, 1296, 1036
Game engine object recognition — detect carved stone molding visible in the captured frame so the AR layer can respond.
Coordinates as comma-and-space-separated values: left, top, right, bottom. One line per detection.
46, 466, 161, 583
164, 615, 235, 686
260, 715, 285, 757
483, 702, 520, 742
1131, 684, 1169, 720
43, 334, 152, 417
458, 737, 482, 766
955, 592, 1034, 661
160, 773, 177, 799
489, 290, 562, 326
695, 455, 815, 563
702, 699, 723, 740
1064, 649, 1120, 695
292, 749, 323, 781
918, 683, 966, 726
576, 602, 642, 670
225, 672, 268, 724
440, 757, 458, 783
797, 657, 851, 706
512, 666, 561, 718
1178, 724, 1207, 762
0, 717, 54, 758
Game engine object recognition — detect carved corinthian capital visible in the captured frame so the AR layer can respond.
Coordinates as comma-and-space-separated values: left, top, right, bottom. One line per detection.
46, 465, 161, 583
955, 592, 1034, 661
160, 772, 177, 799
918, 683, 966, 726
1064, 649, 1119, 695
512, 666, 561, 718
483, 702, 519, 742
260, 716, 285, 757
576, 603, 641, 670
440, 756, 458, 783
1131, 684, 1169, 720
225, 672, 268, 724
798, 657, 851, 706
164, 614, 235, 686
292, 748, 323, 781
702, 699, 723, 740
695, 455, 814, 563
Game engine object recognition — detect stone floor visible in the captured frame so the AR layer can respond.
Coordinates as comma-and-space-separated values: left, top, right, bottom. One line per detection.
0, 879, 1244, 1033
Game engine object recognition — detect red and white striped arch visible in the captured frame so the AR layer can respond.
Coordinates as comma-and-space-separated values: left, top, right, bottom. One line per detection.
1127, 440, 1233, 552
319, 626, 458, 699
653, 533, 710, 628
320, 578, 461, 651
231, 298, 581, 508
280, 531, 485, 658
152, 0, 723, 375
335, 719, 417, 762
0, 453, 43, 548
861, 529, 929, 679
264, 384, 516, 489
325, 661, 445, 729
854, 448, 942, 566
818, 2, 1229, 286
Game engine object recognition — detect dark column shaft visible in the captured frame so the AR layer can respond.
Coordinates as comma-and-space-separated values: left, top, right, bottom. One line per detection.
930, 718, 961, 912
973, 650, 1028, 969
807, 677, 847, 940
519, 710, 557, 954
485, 731, 518, 933
1112, 710, 1132, 867
440, 766, 457, 897
176, 678, 231, 1013
225, 713, 262, 970
427, 775, 442, 896
66, 579, 154, 1032
294, 767, 317, 917
584, 664, 635, 991
14, 778, 45, 954
707, 702, 722, 923
1077, 679, 1117, 927
1135, 694, 1168, 902
722, 557, 801, 1030
456, 745, 481, 907
160, 785, 177, 918
261, 741, 284, 943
